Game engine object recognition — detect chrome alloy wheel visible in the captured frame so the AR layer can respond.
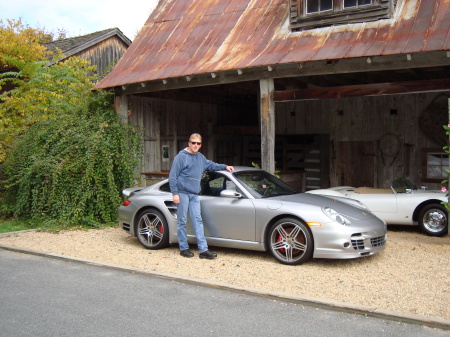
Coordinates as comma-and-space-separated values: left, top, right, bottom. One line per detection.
421, 206, 447, 236
136, 209, 169, 249
269, 218, 313, 265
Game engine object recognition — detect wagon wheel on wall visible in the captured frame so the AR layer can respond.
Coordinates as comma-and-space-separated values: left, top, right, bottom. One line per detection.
378, 133, 401, 167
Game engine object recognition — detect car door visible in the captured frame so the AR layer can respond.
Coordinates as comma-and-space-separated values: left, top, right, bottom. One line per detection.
193, 173, 256, 242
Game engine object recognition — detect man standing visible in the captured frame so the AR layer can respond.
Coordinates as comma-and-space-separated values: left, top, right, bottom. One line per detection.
169, 133, 234, 259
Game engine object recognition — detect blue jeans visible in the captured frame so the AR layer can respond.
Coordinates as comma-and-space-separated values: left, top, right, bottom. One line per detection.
176, 193, 208, 253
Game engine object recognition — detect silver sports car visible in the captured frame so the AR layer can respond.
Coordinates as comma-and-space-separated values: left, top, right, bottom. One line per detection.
119, 167, 387, 265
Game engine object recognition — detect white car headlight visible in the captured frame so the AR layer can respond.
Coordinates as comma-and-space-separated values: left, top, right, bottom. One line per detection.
322, 207, 350, 225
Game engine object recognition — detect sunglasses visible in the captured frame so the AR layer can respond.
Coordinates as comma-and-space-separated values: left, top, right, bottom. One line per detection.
190, 141, 202, 145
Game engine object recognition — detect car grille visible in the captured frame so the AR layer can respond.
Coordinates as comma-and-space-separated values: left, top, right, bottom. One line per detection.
371, 235, 386, 247
351, 234, 386, 250
122, 223, 131, 232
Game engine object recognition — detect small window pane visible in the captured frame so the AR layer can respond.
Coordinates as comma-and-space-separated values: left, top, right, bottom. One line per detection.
322, 0, 333, 10
307, 0, 333, 13
344, 0, 372, 7
307, 0, 319, 12
427, 153, 449, 179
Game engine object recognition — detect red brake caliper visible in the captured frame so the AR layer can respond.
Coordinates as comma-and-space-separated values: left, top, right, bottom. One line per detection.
277, 235, 285, 253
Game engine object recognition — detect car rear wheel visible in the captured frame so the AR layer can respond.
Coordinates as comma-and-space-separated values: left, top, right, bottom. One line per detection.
136, 209, 169, 249
418, 204, 448, 237
268, 218, 313, 265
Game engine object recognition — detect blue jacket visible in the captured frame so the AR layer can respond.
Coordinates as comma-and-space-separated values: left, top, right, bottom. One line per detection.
169, 149, 227, 195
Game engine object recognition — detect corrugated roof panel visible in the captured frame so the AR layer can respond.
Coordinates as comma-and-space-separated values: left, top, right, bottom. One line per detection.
240, 5, 298, 66
175, 11, 245, 76
126, 20, 181, 84
96, 0, 450, 89
398, 0, 437, 53
216, 6, 284, 70
422, 1, 450, 51
203, 0, 235, 16
381, 0, 420, 54
345, 22, 382, 58
278, 32, 326, 64
310, 26, 363, 61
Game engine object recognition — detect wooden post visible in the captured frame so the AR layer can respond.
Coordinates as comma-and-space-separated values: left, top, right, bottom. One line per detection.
260, 78, 275, 174
115, 94, 128, 122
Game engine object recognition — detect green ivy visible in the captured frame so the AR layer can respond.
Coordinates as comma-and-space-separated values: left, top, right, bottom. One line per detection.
2, 91, 142, 227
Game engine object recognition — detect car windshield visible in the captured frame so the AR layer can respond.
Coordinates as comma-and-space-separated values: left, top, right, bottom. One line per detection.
391, 177, 417, 193
234, 170, 297, 198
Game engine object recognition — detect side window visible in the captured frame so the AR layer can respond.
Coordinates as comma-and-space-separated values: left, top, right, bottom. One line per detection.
422, 150, 449, 183
199, 172, 242, 196
200, 172, 225, 196
159, 182, 171, 192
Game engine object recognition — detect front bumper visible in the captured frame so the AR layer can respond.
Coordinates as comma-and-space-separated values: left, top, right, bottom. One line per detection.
312, 218, 387, 259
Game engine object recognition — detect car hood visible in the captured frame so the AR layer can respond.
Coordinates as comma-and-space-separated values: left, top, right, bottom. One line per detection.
272, 193, 375, 221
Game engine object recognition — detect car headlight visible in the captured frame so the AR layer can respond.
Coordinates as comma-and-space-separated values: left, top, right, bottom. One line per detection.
354, 200, 368, 209
322, 207, 350, 225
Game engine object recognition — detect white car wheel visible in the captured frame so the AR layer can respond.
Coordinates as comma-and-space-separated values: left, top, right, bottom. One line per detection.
418, 204, 448, 237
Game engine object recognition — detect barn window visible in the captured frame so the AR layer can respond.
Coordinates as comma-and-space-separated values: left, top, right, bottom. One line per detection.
422, 150, 449, 183
306, 0, 333, 13
289, 0, 395, 31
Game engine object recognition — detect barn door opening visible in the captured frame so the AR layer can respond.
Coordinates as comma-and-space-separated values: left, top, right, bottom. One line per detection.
338, 141, 376, 187
277, 134, 330, 191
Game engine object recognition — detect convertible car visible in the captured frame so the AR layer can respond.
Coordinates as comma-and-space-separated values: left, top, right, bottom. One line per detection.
118, 167, 386, 265
307, 178, 448, 237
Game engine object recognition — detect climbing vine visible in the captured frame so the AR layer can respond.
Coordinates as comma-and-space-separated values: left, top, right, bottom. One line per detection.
2, 91, 142, 228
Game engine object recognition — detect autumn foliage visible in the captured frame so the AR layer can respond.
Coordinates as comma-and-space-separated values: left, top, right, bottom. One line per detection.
0, 19, 51, 72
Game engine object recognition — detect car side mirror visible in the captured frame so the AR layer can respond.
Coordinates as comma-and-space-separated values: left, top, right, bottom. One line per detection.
220, 189, 243, 198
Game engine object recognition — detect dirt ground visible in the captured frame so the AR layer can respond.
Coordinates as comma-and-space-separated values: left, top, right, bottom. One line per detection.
0, 225, 449, 321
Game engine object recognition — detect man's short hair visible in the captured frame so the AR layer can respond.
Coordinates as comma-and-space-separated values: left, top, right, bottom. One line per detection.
189, 133, 202, 141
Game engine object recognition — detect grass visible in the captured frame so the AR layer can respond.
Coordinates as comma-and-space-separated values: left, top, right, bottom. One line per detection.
0, 215, 118, 234
0, 217, 41, 234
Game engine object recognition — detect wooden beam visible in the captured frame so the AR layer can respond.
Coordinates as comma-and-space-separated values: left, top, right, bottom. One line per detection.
114, 51, 450, 95
260, 78, 275, 174
274, 78, 450, 101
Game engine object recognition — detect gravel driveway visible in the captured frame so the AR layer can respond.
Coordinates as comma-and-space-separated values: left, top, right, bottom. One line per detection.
0, 226, 449, 322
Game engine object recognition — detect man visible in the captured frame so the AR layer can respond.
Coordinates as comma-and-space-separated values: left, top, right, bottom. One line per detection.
169, 133, 234, 259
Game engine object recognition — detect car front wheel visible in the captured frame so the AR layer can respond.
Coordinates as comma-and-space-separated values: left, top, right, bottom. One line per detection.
136, 209, 169, 249
418, 204, 448, 237
268, 218, 313, 265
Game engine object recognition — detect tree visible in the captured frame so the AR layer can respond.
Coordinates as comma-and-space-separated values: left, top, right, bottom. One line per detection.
0, 19, 51, 73
0, 57, 96, 162
1, 20, 142, 228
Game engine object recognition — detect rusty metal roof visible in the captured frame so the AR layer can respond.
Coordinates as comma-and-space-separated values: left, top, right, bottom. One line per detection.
96, 0, 450, 89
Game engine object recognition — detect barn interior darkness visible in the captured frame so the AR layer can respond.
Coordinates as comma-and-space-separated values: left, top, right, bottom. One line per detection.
138, 61, 450, 189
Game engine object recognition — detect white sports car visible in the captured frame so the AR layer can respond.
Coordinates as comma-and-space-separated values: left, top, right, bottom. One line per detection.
307, 177, 448, 237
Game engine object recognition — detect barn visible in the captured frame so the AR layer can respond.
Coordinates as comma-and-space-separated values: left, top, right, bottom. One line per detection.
45, 28, 132, 78
95, 0, 450, 192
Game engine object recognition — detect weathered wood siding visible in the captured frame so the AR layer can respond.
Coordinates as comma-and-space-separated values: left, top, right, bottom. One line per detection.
126, 92, 447, 190
75, 36, 128, 77
275, 92, 446, 188
128, 96, 218, 173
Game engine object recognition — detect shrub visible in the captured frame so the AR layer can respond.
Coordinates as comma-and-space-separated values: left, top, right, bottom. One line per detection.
2, 91, 142, 227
